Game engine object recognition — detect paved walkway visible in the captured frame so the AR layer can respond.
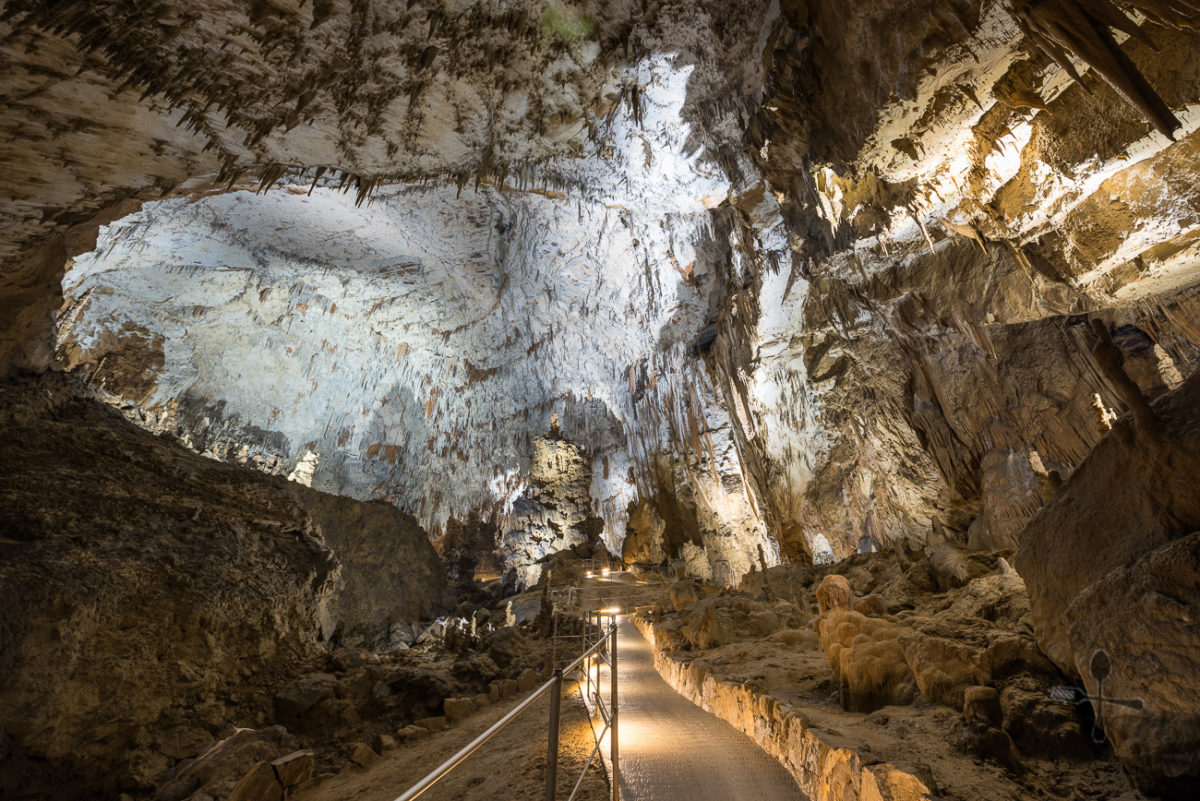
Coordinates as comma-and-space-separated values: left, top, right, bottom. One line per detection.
610, 619, 806, 801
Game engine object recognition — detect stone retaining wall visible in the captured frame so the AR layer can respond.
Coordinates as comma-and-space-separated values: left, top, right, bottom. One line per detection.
631, 616, 932, 801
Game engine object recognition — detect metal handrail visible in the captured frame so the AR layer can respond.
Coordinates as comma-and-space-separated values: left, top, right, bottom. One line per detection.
392, 620, 618, 801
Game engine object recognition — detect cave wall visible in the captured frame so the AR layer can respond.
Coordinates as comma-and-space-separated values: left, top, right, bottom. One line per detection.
2, 0, 1200, 793
3, 1, 1200, 573
1017, 370, 1200, 796
730, 0, 1200, 562
0, 373, 447, 797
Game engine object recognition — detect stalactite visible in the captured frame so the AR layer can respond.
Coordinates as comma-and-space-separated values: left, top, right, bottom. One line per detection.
1012, 0, 1186, 137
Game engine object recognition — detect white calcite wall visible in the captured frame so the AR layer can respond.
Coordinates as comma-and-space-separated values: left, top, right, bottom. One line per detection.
58, 29, 795, 581
61, 179, 700, 540
54, 0, 835, 582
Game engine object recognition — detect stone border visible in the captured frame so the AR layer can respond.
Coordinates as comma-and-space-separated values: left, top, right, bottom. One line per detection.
631, 616, 933, 801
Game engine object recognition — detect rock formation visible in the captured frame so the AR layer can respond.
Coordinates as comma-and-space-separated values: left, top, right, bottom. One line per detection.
0, 373, 447, 797
3, 0, 1200, 796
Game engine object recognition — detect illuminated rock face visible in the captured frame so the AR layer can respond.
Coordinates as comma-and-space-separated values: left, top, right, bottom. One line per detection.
54, 63, 788, 582
44, 0, 795, 584
7, 0, 1200, 608
57, 181, 716, 578
6, 0, 1200, 794
44, 0, 1200, 587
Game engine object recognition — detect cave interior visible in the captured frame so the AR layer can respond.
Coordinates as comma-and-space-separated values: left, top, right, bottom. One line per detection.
2, 1, 1200, 800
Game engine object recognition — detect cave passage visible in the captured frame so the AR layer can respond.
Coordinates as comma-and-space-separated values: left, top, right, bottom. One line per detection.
609, 616, 802, 801
3, 1, 1200, 800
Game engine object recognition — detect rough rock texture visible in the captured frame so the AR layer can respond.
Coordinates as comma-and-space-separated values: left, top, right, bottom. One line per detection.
0, 373, 446, 799
1, 0, 787, 587
500, 433, 605, 586
9, 0, 1193, 587
1018, 370, 1200, 796
633, 548, 1134, 801
3, 0, 1200, 792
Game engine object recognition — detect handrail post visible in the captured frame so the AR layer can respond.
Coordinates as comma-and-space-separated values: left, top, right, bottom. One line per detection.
551, 609, 558, 672
610, 622, 619, 801
546, 668, 562, 801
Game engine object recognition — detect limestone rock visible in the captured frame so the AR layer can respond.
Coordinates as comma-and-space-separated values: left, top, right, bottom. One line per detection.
0, 376, 448, 797
270, 750, 315, 789
669, 580, 700, 612
852, 594, 886, 617
999, 677, 1092, 759
395, 726, 427, 743
153, 727, 296, 801
1065, 532, 1200, 796
442, 697, 477, 724
413, 717, 448, 733
227, 762, 282, 801
348, 743, 379, 768
1018, 373, 1200, 796
819, 610, 917, 712
815, 574, 852, 615
274, 676, 337, 722
900, 632, 987, 711
516, 669, 538, 693
962, 686, 1002, 728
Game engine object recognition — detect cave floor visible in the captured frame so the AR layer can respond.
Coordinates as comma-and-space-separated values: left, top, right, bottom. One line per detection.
612, 618, 806, 801
290, 687, 609, 801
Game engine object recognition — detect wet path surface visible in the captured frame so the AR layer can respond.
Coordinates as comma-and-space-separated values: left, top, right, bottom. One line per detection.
612, 619, 807, 801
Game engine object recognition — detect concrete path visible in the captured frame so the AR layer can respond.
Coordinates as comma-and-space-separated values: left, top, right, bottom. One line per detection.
610, 619, 807, 801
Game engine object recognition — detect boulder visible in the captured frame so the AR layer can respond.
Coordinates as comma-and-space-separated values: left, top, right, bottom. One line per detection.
683, 603, 729, 650
442, 696, 477, 724
385, 621, 419, 650
414, 716, 448, 732
154, 725, 215, 761
516, 669, 538, 692
852, 593, 886, 617
153, 727, 295, 801
274, 675, 336, 721
270, 750, 315, 789
396, 725, 428, 743
227, 762, 283, 801
348, 743, 379, 767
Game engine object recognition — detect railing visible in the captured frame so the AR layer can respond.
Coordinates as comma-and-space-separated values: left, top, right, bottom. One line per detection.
392, 612, 621, 801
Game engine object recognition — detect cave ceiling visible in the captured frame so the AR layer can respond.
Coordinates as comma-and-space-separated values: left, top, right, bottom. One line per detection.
4, 0, 1200, 581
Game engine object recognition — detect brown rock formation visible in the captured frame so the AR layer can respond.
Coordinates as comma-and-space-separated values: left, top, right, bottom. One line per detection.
1018, 369, 1200, 795
0, 373, 446, 798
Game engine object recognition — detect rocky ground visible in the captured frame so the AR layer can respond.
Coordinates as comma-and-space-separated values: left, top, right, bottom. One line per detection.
291, 686, 610, 801
631, 549, 1147, 801
0, 373, 594, 801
